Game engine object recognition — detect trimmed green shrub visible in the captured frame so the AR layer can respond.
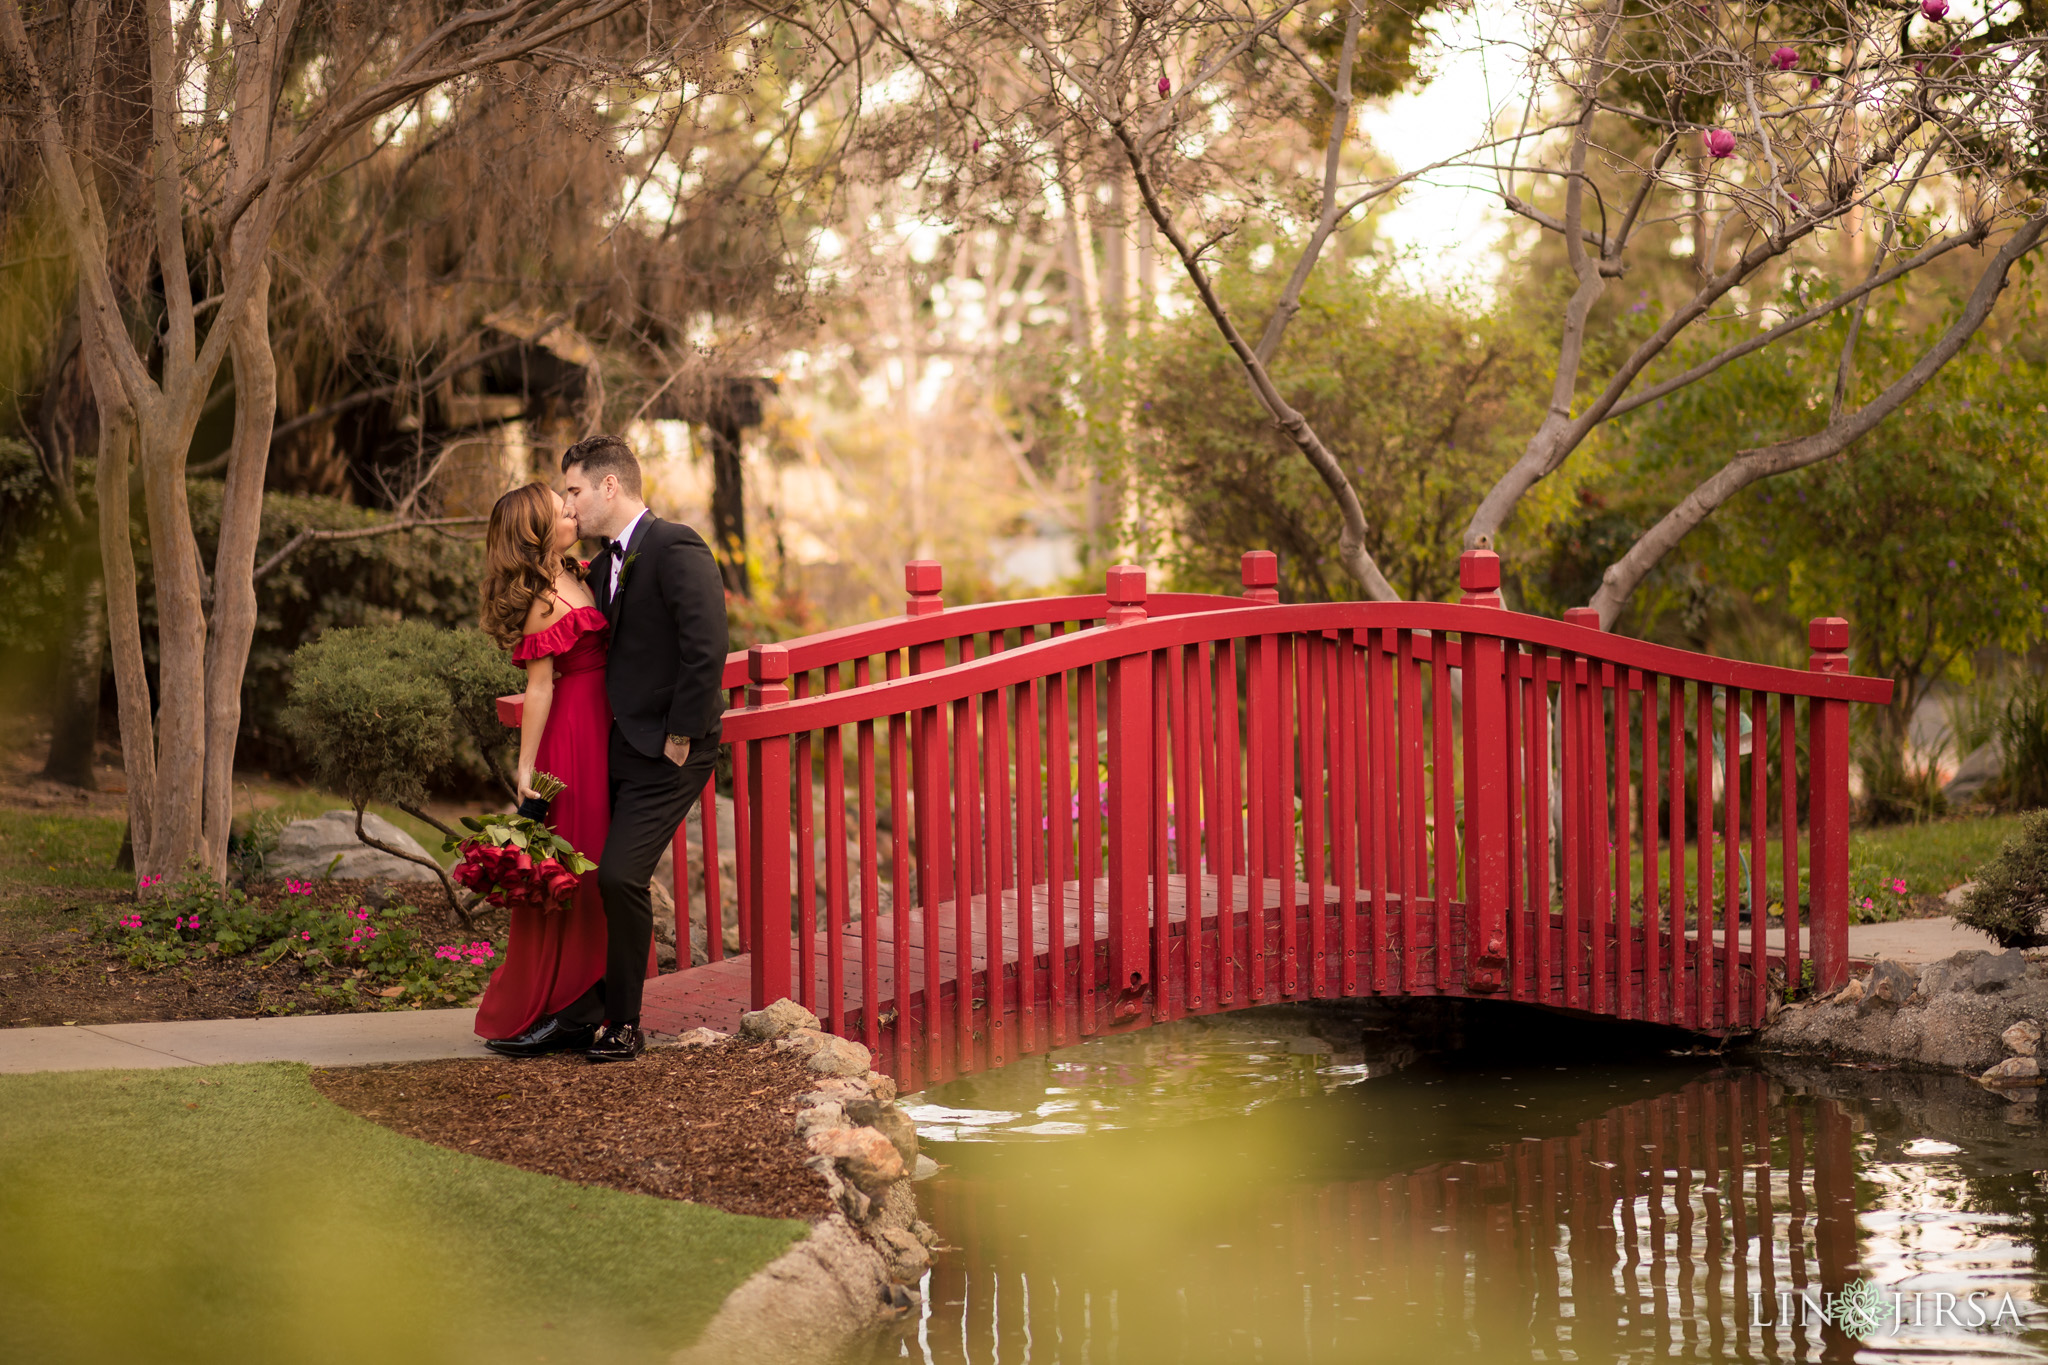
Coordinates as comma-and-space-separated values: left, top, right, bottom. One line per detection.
283, 622, 520, 815
1954, 810, 2048, 947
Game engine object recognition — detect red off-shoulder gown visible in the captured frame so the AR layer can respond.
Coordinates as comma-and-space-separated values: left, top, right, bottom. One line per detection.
473, 605, 657, 1040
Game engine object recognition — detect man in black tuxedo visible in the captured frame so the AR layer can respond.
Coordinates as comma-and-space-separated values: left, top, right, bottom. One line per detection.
535, 434, 726, 1061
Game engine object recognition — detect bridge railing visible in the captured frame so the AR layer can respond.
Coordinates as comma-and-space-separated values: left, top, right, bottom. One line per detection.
723, 551, 1891, 1087
501, 556, 1279, 964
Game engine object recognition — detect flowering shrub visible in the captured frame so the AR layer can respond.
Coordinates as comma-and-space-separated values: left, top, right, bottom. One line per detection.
101, 871, 502, 1007
1847, 862, 1914, 924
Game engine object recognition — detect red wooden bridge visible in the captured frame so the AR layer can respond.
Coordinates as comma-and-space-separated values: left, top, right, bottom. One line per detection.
580, 551, 1890, 1091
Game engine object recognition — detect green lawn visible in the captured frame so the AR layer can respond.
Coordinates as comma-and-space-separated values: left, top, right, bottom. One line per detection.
0, 1063, 806, 1365
1605, 812, 2028, 922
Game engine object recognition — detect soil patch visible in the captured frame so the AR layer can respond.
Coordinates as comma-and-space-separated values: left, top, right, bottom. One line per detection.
0, 880, 487, 1028
312, 1044, 834, 1222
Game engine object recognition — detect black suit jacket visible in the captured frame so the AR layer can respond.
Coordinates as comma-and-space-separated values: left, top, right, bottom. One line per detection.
597, 514, 728, 757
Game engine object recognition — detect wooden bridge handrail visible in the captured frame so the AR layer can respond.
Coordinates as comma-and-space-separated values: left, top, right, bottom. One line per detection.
724, 598, 1894, 742
714, 554, 1282, 688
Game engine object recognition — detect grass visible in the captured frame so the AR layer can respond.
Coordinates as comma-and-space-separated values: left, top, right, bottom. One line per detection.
1602, 811, 2032, 923
0, 811, 134, 894
0, 1063, 807, 1365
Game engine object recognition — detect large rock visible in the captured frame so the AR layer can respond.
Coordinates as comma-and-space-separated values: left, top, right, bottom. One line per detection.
740, 998, 820, 1040
1860, 959, 1918, 1012
780, 1027, 874, 1078
1980, 1056, 2043, 1087
2003, 1020, 2042, 1057
1943, 742, 2003, 807
1765, 950, 2048, 1073
846, 1096, 919, 1168
807, 1125, 907, 1193
268, 810, 440, 882
1965, 950, 2030, 993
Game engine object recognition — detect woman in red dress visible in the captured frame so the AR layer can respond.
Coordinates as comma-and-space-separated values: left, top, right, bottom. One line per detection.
472, 482, 654, 1053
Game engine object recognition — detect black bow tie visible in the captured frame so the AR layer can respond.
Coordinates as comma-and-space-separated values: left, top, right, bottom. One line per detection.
594, 539, 623, 564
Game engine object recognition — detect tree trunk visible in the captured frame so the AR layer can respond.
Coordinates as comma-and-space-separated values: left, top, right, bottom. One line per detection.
201, 265, 275, 870
706, 411, 749, 597
39, 534, 106, 790
81, 300, 155, 871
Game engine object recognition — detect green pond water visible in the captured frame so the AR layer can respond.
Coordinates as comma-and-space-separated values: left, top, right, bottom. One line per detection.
864, 1003, 2048, 1364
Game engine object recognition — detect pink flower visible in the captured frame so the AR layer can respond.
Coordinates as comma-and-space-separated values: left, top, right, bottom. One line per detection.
1891, 877, 1908, 895
1770, 46, 1798, 71
1861, 896, 1875, 909
1157, 75, 1171, 97
1810, 75, 1824, 90
1920, 0, 1948, 18
300, 930, 312, 941
1704, 128, 1737, 159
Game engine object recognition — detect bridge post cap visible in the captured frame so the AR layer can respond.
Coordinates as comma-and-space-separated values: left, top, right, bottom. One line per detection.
1240, 551, 1278, 588
903, 560, 943, 593
1458, 548, 1501, 593
1562, 606, 1603, 630
747, 642, 791, 683
1808, 617, 1849, 650
1105, 564, 1147, 604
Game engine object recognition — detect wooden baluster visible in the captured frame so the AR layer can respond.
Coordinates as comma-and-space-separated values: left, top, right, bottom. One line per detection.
1528, 648, 1554, 1006
732, 686, 751, 953
1047, 647, 1071, 1046
1151, 648, 1174, 1018
886, 652, 914, 1079
702, 740, 724, 964
950, 687, 975, 1075
1444, 638, 1468, 997
794, 673, 817, 1012
1303, 633, 1327, 998
1780, 693, 1802, 1004
1015, 628, 1041, 1053
1399, 629, 1425, 995
744, 644, 792, 1008
1105, 566, 1152, 1024
1080, 660, 1101, 1033
1217, 638, 1243, 1007
672, 817, 692, 973
1459, 550, 1510, 996
1179, 642, 1204, 1015
1669, 679, 1690, 1029
1641, 677, 1662, 1025
1280, 632, 1300, 997
1334, 629, 1360, 997
982, 675, 1009, 1066
855, 659, 880, 1056
823, 668, 848, 1036
1723, 688, 1742, 1030
1366, 626, 1391, 993
1695, 681, 1716, 1030
1617, 670, 1636, 1020
1807, 619, 1852, 995
1559, 647, 1583, 1009
1750, 689, 1769, 1025
1249, 629, 1275, 1002
1504, 641, 1524, 1002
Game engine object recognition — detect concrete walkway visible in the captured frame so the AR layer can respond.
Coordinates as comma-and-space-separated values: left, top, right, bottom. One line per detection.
0, 1008, 490, 1075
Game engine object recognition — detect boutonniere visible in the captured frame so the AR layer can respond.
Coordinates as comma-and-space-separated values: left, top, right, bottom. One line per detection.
619, 551, 640, 588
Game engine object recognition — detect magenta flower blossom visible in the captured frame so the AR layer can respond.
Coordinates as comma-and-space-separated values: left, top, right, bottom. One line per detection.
1771, 46, 1798, 71
1157, 75, 1171, 96
1891, 877, 1908, 895
1704, 128, 1737, 159
1920, 0, 1948, 18
139, 873, 163, 892
1861, 896, 1876, 909
1810, 75, 1824, 90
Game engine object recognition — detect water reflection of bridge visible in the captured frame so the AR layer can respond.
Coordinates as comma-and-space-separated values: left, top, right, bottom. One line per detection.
904, 1068, 1878, 1363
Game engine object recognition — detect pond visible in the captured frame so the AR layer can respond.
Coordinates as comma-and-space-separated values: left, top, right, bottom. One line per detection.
864, 1002, 2048, 1364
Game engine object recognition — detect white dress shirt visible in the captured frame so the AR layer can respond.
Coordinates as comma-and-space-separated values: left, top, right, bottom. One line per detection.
608, 509, 648, 600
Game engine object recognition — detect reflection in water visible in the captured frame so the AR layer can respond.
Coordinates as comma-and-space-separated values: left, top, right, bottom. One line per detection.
868, 1011, 2048, 1364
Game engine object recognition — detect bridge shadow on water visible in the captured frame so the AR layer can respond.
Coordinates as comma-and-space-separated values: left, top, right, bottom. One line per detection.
866, 1000, 2048, 1365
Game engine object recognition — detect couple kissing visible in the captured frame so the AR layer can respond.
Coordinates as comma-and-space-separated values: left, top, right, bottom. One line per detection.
472, 435, 726, 1062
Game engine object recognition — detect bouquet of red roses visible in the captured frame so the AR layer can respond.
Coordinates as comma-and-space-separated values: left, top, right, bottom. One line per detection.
445, 772, 596, 914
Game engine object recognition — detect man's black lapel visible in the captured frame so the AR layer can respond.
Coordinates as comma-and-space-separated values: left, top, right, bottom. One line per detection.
604, 516, 658, 626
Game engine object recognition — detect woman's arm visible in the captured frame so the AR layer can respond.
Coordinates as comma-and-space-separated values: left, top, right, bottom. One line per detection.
515, 654, 554, 801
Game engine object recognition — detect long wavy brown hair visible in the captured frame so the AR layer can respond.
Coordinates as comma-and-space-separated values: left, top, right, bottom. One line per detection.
481, 483, 581, 649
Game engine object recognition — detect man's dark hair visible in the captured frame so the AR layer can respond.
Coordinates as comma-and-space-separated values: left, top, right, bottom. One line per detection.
561, 434, 643, 498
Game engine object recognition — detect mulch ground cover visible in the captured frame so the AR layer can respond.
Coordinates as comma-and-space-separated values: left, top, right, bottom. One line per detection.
312, 1043, 834, 1222
0, 879, 504, 1028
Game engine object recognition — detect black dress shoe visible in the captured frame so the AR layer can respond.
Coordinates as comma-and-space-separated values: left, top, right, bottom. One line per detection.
484, 1015, 597, 1058
584, 1021, 645, 1062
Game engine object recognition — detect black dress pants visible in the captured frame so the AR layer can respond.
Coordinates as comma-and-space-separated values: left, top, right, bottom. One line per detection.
561, 724, 717, 1026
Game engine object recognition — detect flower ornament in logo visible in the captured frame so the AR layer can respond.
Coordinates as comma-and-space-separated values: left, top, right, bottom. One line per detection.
1829, 1279, 1891, 1338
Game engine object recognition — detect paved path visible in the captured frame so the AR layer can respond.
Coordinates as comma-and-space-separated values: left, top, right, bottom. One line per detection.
0, 1008, 490, 1075
1845, 915, 2009, 966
